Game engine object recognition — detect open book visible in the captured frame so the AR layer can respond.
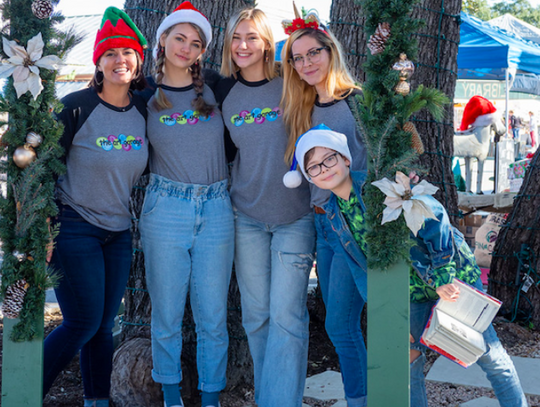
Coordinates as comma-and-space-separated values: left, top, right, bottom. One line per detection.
420, 279, 502, 367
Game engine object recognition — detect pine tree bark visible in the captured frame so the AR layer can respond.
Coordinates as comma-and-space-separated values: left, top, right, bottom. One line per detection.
489, 150, 540, 327
330, 0, 461, 222
111, 2, 255, 406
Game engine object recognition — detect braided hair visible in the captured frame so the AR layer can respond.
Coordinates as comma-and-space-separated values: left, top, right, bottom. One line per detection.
151, 23, 214, 118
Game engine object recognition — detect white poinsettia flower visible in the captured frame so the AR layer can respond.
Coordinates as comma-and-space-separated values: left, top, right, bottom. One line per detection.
0, 33, 62, 99
372, 171, 439, 236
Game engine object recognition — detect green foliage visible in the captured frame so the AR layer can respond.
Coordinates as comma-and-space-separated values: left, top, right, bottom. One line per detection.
463, 0, 492, 21
357, 0, 449, 271
0, 0, 71, 341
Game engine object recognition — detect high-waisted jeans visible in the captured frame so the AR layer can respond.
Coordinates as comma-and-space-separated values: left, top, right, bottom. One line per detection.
139, 174, 234, 392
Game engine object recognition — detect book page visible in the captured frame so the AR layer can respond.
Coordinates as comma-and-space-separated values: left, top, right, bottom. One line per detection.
435, 279, 501, 332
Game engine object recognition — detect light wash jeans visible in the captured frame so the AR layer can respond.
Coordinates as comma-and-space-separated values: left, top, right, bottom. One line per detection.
234, 210, 316, 407
139, 174, 234, 392
410, 277, 527, 407
315, 212, 367, 407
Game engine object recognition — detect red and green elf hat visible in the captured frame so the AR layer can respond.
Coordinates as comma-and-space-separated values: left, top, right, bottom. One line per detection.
93, 7, 148, 65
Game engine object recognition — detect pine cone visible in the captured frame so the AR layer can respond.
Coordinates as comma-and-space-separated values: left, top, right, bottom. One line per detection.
403, 122, 424, 154
31, 0, 53, 19
367, 22, 391, 55
2, 279, 29, 319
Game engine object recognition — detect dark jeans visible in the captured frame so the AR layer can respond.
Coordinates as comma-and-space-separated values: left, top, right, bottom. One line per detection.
43, 204, 132, 400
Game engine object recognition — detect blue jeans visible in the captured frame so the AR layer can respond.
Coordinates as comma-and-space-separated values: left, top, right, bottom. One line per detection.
315, 212, 367, 407
512, 128, 520, 139
410, 277, 527, 407
139, 174, 234, 392
234, 210, 315, 407
43, 203, 132, 401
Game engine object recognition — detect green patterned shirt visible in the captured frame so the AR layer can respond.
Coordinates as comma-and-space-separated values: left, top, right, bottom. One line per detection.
336, 189, 481, 303
409, 240, 481, 302
337, 189, 368, 255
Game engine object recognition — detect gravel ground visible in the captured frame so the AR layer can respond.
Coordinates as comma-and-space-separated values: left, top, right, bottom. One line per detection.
6, 313, 539, 407
423, 317, 540, 407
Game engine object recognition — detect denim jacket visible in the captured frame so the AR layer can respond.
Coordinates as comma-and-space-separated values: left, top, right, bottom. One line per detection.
322, 171, 465, 299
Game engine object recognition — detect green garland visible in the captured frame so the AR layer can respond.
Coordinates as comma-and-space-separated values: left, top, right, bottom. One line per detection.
354, 0, 449, 271
0, 0, 76, 341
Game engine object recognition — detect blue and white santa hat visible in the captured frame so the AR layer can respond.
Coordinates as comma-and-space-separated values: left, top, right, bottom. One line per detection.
283, 123, 352, 188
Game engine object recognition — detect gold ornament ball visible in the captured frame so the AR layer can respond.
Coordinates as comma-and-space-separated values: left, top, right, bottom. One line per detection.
26, 131, 43, 147
395, 80, 411, 96
13, 144, 36, 168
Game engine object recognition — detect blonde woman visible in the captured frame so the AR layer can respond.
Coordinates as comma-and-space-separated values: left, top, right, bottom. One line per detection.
139, 2, 233, 407
281, 18, 368, 407
216, 8, 315, 407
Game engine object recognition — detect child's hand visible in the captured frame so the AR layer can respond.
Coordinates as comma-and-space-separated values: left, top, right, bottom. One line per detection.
436, 283, 460, 302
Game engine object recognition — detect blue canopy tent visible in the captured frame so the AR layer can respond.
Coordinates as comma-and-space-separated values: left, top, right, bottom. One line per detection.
458, 12, 540, 99
458, 12, 540, 138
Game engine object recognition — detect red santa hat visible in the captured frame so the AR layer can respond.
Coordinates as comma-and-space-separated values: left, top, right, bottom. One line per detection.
153, 1, 212, 59
459, 95, 499, 131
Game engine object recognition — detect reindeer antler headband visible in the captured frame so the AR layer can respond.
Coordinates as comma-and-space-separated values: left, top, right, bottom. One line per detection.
282, 2, 326, 36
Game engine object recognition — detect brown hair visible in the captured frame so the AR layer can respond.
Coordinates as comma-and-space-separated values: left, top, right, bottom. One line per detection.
152, 23, 214, 117
90, 51, 147, 93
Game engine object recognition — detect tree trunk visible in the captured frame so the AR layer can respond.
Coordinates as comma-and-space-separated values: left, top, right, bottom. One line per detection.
112, 2, 254, 406
489, 150, 540, 327
330, 0, 461, 222
124, 0, 250, 73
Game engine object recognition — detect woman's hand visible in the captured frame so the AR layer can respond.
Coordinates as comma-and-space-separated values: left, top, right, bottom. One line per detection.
436, 283, 460, 302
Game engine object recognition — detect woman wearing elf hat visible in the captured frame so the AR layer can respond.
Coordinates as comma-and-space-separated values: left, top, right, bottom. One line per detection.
280, 6, 368, 407
215, 7, 315, 407
43, 7, 148, 407
138, 2, 232, 407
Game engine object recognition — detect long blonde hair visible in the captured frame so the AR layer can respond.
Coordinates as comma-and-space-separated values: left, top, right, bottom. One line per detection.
152, 23, 214, 117
281, 28, 360, 164
221, 8, 277, 81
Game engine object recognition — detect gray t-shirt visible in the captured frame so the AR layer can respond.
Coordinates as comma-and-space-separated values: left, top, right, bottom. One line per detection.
310, 92, 367, 207
146, 84, 228, 185
56, 88, 148, 231
219, 75, 311, 225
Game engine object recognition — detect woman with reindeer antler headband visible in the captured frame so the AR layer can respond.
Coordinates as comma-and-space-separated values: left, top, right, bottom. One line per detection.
280, 4, 368, 407
215, 7, 315, 407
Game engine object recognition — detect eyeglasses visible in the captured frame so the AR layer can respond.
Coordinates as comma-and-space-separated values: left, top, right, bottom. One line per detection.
289, 46, 329, 68
306, 152, 339, 178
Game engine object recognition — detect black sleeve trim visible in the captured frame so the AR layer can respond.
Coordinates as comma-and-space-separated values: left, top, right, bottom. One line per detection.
214, 76, 237, 109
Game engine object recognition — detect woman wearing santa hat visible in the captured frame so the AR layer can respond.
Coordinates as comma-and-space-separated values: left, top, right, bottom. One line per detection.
43, 7, 148, 407
138, 2, 232, 407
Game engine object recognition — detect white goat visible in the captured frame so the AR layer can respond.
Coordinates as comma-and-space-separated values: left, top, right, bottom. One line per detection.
454, 115, 506, 194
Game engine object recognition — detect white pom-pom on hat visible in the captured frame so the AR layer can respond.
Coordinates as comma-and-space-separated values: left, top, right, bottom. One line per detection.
283, 169, 303, 188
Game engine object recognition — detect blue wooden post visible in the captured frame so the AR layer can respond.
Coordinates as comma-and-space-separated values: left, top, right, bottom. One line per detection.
1, 317, 44, 406
367, 258, 410, 406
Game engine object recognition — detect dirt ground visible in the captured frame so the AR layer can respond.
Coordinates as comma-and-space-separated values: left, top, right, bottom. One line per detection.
1, 311, 540, 406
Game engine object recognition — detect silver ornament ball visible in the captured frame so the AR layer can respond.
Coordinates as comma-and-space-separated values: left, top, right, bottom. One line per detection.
13, 144, 36, 168
26, 131, 43, 148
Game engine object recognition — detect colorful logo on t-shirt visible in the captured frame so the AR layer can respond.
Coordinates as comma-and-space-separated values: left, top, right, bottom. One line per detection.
230, 107, 281, 127
96, 134, 144, 151
159, 110, 213, 126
